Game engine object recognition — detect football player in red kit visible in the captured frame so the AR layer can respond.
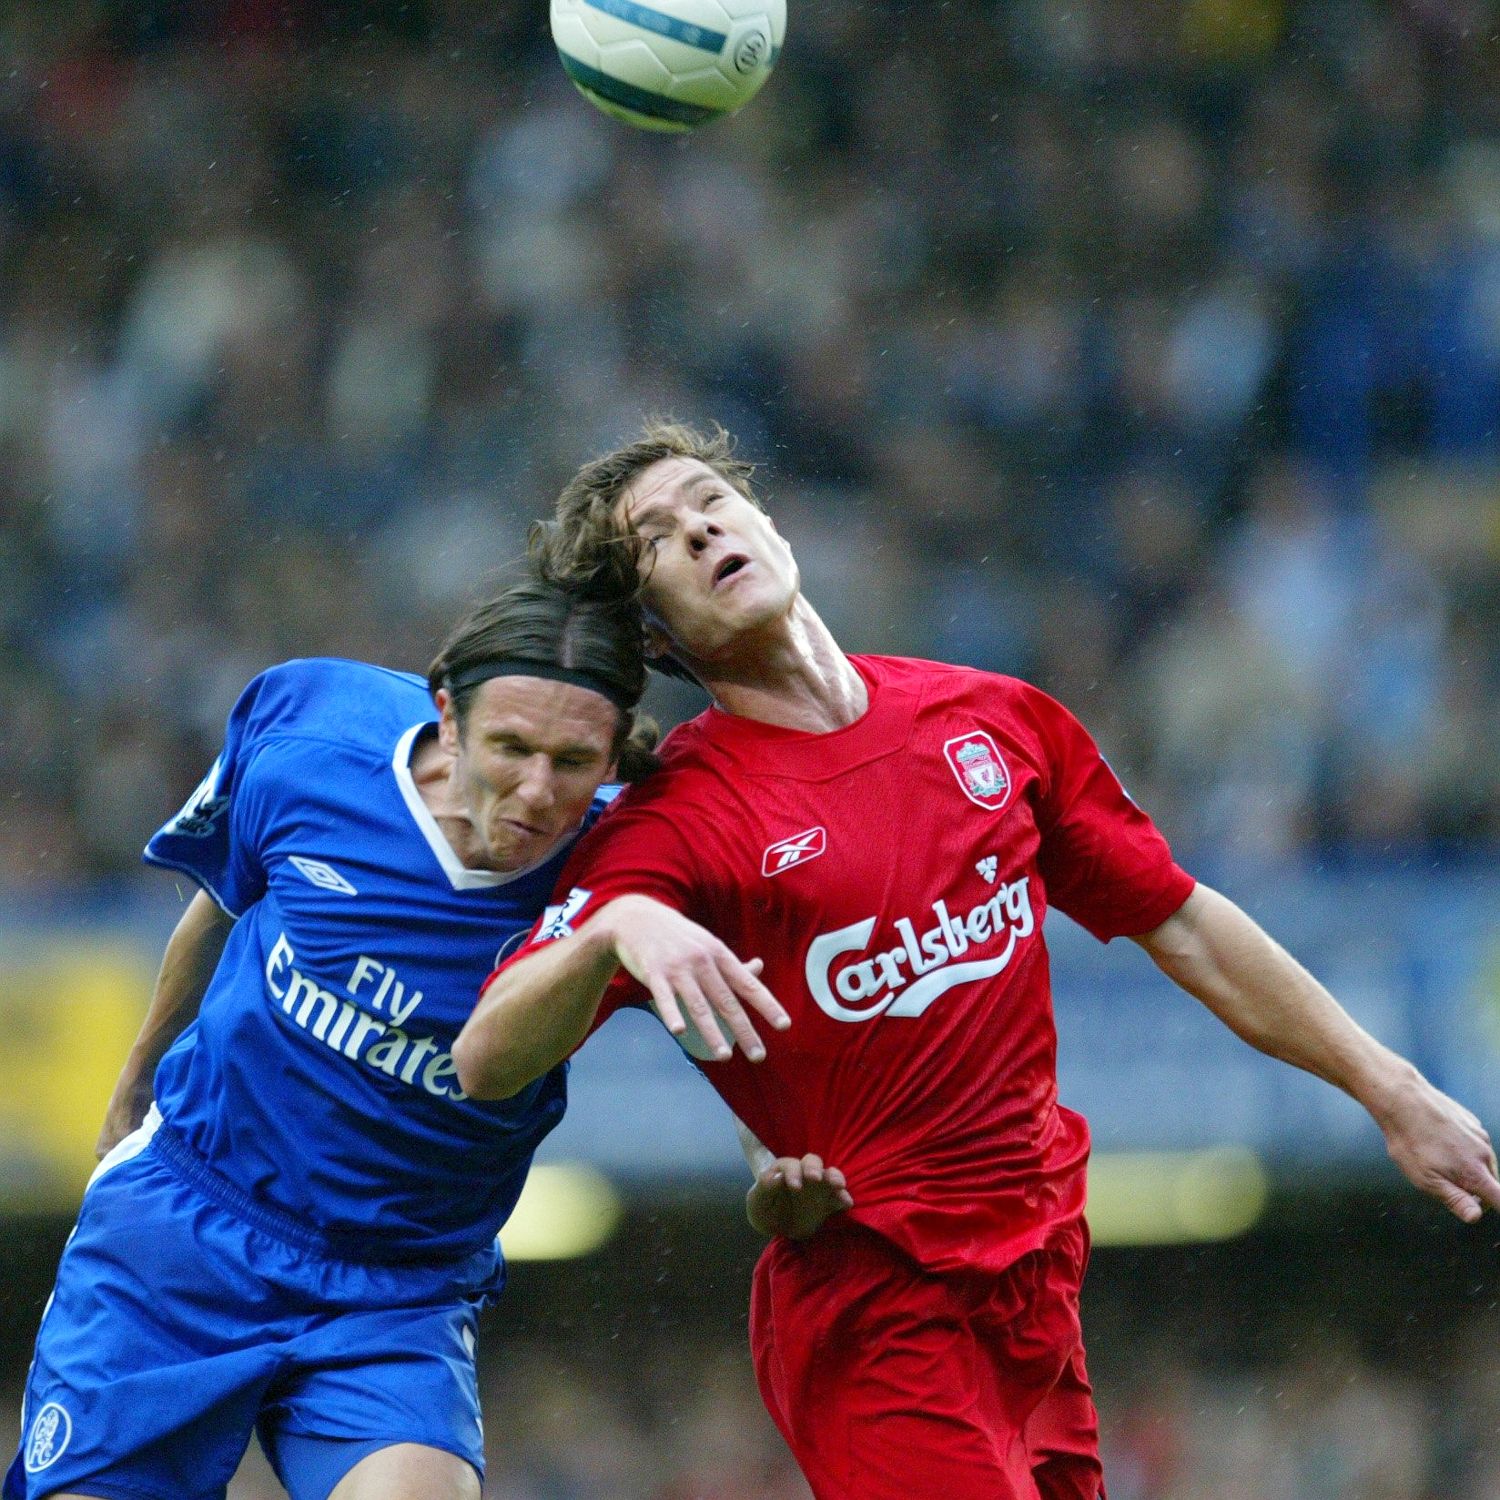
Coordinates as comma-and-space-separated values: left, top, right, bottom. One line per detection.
454, 422, 1500, 1500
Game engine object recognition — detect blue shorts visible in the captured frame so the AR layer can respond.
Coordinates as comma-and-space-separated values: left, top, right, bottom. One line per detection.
5, 1114, 501, 1500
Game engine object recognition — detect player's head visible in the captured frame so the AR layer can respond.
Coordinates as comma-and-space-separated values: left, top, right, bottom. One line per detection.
427, 574, 658, 872
534, 419, 799, 680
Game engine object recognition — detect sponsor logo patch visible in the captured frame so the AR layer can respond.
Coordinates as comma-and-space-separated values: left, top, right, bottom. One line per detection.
976, 855, 998, 883
762, 826, 827, 877
289, 856, 358, 895
163, 758, 229, 838
538, 887, 592, 940
944, 730, 1012, 811
24, 1401, 72, 1473
805, 875, 1035, 1023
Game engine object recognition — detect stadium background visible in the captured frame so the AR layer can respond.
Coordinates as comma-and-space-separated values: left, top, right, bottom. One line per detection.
0, 0, 1498, 1494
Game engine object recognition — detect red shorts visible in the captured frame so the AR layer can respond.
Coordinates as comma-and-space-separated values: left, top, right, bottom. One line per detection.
749, 1216, 1104, 1500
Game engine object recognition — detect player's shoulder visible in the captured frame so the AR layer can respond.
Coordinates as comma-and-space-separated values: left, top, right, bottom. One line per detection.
582, 783, 626, 827
617, 703, 717, 778
860, 654, 1086, 753
855, 652, 1037, 705
576, 726, 716, 836
233, 658, 433, 751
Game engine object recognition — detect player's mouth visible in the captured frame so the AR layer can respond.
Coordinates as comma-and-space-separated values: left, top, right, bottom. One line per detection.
712, 554, 750, 588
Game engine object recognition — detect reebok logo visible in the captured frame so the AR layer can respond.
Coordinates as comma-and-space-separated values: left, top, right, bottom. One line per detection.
763, 826, 826, 877
289, 856, 357, 895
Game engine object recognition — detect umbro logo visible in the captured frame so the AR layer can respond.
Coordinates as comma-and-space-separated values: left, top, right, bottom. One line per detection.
288, 856, 357, 895
762, 826, 826, 877
976, 856, 998, 883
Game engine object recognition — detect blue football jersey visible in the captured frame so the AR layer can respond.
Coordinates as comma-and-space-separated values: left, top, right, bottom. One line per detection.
145, 658, 613, 1261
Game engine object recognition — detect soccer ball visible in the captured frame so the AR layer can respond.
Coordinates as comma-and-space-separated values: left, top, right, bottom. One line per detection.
551, 0, 786, 133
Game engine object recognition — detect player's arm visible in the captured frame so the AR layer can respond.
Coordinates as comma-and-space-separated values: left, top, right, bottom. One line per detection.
736, 1117, 853, 1241
96, 889, 233, 1158
454, 894, 789, 1100
1134, 882, 1500, 1223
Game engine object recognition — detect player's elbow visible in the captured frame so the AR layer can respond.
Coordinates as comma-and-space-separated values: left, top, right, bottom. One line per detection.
453, 1017, 528, 1101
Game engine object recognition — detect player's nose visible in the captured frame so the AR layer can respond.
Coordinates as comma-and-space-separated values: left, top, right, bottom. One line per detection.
685, 516, 723, 552
513, 756, 557, 814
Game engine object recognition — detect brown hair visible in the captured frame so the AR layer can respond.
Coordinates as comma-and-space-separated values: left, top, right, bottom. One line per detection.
530, 418, 761, 608
427, 571, 659, 782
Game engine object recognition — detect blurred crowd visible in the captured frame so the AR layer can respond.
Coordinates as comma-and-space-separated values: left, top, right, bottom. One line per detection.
6, 1316, 1498, 1498
480, 1322, 1500, 1500
1, 0, 1499, 890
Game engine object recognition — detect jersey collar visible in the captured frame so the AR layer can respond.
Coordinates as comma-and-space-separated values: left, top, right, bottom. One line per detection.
391, 724, 557, 891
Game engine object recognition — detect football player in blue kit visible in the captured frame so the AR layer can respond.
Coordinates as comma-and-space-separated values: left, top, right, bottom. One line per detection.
5, 572, 784, 1500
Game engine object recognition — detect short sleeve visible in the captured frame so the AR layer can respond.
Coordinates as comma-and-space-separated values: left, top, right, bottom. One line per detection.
484, 793, 704, 1031
1023, 685, 1195, 942
143, 671, 278, 917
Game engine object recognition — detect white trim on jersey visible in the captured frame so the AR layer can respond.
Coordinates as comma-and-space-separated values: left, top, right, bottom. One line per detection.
88, 1102, 163, 1189
390, 724, 566, 892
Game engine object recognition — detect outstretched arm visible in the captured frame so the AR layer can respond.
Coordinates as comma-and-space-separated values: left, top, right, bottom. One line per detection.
454, 894, 789, 1100
737, 1118, 853, 1241
97, 889, 233, 1158
1134, 883, 1500, 1223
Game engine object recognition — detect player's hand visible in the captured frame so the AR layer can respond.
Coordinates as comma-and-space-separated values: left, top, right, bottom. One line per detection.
601, 896, 790, 1062
96, 1076, 152, 1160
1375, 1068, 1500, 1223
746, 1154, 853, 1241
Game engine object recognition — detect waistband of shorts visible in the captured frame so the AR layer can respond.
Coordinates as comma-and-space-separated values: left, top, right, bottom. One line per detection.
147, 1119, 479, 1269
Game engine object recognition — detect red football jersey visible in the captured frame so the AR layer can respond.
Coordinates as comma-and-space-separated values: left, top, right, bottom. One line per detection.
505, 655, 1195, 1275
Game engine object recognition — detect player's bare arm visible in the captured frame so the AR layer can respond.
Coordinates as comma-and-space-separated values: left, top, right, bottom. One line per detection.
736, 1118, 854, 1242
96, 889, 234, 1160
454, 894, 790, 1100
1135, 883, 1500, 1223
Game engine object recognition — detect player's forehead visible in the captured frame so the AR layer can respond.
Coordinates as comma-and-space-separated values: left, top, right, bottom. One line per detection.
617, 457, 731, 526
464, 674, 618, 753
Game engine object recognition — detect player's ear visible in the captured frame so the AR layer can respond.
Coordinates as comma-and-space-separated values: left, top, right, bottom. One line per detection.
435, 688, 460, 751
643, 620, 673, 661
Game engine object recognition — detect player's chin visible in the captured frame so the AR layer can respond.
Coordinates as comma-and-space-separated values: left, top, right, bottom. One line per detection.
490, 820, 557, 870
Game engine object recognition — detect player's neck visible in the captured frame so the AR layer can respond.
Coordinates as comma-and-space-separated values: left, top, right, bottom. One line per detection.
692, 598, 868, 733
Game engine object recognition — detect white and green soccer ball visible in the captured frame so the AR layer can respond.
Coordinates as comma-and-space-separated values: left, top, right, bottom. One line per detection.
551, 0, 786, 132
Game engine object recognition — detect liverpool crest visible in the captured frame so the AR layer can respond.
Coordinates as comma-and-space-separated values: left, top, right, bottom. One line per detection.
943, 731, 1012, 811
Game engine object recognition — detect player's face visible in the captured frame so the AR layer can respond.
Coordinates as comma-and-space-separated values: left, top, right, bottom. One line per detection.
619, 457, 799, 664
441, 676, 619, 873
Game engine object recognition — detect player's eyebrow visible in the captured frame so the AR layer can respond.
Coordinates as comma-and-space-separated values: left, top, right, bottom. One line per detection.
487, 727, 606, 759
627, 471, 721, 533
630, 501, 673, 531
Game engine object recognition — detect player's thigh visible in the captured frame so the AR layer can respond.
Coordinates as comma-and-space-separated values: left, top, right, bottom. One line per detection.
1025, 1344, 1105, 1500
326, 1443, 479, 1500
752, 1225, 1038, 1500
9, 1150, 283, 1500
1005, 1222, 1103, 1500
268, 1435, 479, 1500
260, 1296, 485, 1500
